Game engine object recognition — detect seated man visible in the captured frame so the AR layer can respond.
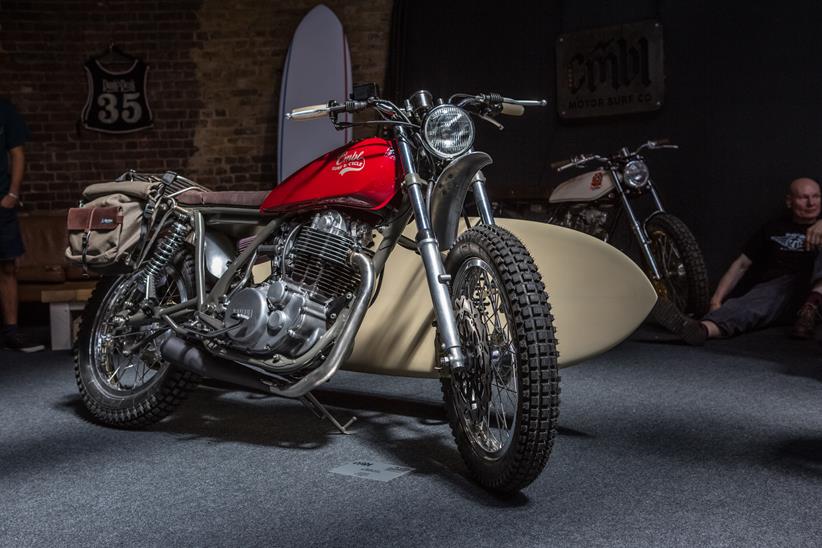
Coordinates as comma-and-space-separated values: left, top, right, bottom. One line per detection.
657, 177, 822, 344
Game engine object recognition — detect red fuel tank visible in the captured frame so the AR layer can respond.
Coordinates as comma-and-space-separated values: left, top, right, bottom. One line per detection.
261, 137, 401, 215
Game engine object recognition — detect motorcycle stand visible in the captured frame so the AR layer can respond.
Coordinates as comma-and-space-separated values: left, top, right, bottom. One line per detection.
300, 392, 357, 435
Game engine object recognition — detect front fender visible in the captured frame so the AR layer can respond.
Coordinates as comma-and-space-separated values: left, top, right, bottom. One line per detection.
429, 152, 493, 250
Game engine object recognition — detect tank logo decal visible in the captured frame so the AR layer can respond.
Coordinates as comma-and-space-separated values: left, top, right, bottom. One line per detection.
590, 172, 603, 190
333, 150, 366, 176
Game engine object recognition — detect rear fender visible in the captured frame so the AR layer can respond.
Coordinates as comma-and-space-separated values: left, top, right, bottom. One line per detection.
429, 152, 493, 251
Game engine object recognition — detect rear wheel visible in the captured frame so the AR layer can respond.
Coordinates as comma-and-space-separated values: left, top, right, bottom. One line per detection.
646, 213, 710, 317
74, 259, 197, 428
442, 225, 559, 494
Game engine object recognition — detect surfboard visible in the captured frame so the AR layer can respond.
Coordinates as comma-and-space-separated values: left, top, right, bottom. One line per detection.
345, 219, 657, 376
277, 4, 352, 183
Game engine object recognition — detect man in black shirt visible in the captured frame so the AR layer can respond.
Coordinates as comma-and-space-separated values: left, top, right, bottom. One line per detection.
658, 177, 822, 343
0, 98, 44, 352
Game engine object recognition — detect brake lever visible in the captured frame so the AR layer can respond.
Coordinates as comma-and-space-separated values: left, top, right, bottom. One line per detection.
476, 113, 504, 130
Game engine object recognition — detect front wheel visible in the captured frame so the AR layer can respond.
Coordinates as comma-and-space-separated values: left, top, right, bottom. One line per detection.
442, 225, 560, 494
645, 213, 710, 317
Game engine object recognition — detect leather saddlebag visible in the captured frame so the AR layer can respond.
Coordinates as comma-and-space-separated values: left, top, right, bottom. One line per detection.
65, 181, 157, 271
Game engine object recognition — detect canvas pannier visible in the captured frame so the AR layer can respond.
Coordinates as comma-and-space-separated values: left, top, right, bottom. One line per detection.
65, 181, 158, 271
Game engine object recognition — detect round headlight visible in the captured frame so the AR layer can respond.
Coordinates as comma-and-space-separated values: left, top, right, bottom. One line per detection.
421, 105, 475, 160
622, 160, 650, 189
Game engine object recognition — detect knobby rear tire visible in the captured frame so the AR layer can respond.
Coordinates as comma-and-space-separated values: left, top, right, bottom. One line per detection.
74, 260, 197, 428
442, 224, 560, 494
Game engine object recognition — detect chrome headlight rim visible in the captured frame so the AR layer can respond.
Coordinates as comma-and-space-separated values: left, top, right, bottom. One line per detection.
421, 104, 475, 160
622, 160, 650, 189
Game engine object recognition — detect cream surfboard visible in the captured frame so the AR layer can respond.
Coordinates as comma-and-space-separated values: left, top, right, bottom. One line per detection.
344, 219, 657, 376
277, 4, 352, 183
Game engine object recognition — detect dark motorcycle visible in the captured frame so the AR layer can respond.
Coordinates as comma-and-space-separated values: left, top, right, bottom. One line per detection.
548, 140, 709, 316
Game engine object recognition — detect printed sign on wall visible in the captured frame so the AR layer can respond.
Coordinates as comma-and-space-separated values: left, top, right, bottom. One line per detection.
82, 52, 153, 134
556, 20, 664, 119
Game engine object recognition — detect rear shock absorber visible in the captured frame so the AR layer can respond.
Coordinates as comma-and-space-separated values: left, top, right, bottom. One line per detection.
141, 214, 190, 297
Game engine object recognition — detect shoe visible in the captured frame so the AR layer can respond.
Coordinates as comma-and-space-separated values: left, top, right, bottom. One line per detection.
2, 331, 45, 352
651, 298, 707, 346
790, 303, 819, 339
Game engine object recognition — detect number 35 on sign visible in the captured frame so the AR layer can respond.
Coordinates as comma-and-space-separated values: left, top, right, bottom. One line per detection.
82, 57, 153, 134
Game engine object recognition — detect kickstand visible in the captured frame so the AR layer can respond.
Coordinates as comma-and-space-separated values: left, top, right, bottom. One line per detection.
300, 392, 357, 435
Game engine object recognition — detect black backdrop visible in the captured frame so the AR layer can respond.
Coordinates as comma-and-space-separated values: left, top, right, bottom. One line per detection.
386, 0, 822, 281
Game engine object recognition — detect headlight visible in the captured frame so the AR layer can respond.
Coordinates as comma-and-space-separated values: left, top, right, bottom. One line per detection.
421, 105, 475, 160
622, 160, 650, 189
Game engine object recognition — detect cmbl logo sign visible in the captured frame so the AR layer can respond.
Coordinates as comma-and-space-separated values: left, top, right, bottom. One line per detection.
332, 150, 366, 175
556, 20, 664, 119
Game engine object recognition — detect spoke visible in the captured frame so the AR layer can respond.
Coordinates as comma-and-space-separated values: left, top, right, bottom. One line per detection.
106, 366, 122, 383
492, 387, 508, 433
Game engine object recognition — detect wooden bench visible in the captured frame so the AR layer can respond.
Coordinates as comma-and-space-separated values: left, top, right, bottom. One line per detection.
40, 285, 96, 350
17, 213, 98, 350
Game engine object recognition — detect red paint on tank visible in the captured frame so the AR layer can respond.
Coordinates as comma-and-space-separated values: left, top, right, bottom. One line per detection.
261, 137, 401, 214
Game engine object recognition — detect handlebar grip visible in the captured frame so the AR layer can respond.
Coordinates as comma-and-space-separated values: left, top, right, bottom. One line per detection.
550, 159, 569, 170
500, 102, 525, 116
286, 104, 330, 121
653, 138, 670, 145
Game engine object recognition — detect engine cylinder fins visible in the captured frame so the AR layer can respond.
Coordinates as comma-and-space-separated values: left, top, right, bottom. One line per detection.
293, 227, 354, 266
287, 226, 361, 299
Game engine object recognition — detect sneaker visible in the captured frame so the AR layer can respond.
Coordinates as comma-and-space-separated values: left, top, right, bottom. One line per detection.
2, 331, 45, 352
651, 298, 707, 346
790, 303, 819, 339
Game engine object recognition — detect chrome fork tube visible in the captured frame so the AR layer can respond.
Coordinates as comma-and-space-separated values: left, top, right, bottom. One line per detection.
471, 170, 495, 225
647, 181, 666, 213
395, 128, 465, 370
611, 169, 662, 279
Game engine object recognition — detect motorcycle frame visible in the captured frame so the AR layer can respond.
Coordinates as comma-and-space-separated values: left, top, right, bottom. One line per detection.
130, 124, 496, 388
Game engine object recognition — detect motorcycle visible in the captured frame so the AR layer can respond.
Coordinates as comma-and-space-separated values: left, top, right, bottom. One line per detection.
73, 88, 558, 493
547, 141, 709, 316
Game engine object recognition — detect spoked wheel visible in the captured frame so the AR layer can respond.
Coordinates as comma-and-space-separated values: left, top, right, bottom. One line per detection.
645, 213, 710, 317
442, 225, 559, 494
75, 259, 197, 428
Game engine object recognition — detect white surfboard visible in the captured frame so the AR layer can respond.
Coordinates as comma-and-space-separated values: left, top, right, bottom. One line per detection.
345, 219, 657, 376
277, 4, 352, 183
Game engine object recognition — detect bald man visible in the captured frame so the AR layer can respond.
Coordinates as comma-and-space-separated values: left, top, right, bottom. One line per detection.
659, 177, 822, 343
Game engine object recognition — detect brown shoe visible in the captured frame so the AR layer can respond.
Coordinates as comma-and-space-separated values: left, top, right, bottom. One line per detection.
651, 298, 707, 346
790, 303, 819, 339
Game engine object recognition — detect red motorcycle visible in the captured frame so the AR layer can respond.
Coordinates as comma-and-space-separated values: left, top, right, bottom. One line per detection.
72, 88, 557, 493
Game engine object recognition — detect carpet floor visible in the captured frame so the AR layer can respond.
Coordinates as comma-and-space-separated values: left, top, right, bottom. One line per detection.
1, 326, 820, 547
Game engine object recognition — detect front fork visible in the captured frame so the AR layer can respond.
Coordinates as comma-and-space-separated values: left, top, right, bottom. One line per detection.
394, 131, 496, 371
611, 169, 664, 280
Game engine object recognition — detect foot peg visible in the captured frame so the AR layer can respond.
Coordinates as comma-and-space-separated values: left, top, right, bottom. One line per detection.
301, 392, 357, 435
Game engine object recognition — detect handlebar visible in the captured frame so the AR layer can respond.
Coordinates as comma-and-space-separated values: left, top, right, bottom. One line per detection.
551, 139, 679, 172
286, 100, 368, 122
472, 94, 547, 117
287, 91, 548, 129
286, 103, 332, 121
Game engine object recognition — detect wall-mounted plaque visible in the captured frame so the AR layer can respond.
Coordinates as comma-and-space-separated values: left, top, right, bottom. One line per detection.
556, 20, 664, 119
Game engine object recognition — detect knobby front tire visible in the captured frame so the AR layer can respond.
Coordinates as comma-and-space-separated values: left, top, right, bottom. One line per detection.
442, 224, 560, 494
646, 213, 710, 317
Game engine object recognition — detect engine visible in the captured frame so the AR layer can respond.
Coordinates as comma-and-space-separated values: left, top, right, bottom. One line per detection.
552, 204, 612, 241
222, 211, 372, 358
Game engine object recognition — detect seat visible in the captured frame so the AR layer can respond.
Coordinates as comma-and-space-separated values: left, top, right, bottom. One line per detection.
175, 190, 269, 208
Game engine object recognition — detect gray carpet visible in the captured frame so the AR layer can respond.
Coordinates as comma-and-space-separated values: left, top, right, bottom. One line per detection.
1, 326, 821, 547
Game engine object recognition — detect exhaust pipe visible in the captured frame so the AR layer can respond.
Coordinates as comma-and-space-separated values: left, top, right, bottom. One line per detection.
160, 335, 273, 394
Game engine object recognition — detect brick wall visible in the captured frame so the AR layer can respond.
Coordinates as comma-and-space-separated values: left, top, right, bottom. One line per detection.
0, 0, 393, 211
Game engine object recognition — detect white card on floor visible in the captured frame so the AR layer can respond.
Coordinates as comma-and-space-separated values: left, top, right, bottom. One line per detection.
331, 461, 414, 482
